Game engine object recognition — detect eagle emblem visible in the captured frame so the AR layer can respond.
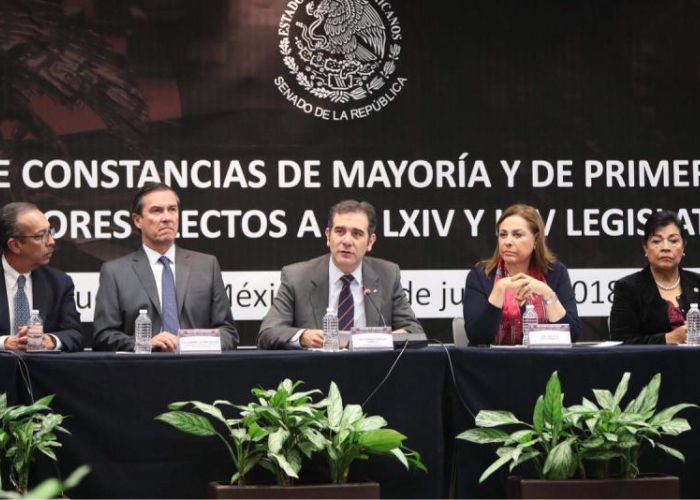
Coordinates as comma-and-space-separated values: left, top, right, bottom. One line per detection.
279, 0, 402, 105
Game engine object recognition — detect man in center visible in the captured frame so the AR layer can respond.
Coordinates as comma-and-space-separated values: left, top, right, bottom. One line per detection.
257, 200, 423, 349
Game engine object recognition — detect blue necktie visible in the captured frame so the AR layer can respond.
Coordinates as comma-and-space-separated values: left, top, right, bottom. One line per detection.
337, 275, 354, 331
159, 256, 179, 335
14, 275, 30, 334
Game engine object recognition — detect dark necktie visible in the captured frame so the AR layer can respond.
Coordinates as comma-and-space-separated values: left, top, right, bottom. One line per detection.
14, 275, 30, 334
337, 275, 354, 331
159, 256, 179, 335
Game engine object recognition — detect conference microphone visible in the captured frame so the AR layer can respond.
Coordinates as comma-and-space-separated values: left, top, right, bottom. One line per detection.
363, 288, 428, 349
363, 288, 387, 328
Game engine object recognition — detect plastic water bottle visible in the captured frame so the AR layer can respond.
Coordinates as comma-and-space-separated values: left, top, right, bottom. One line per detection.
322, 307, 339, 352
522, 304, 538, 347
27, 309, 44, 351
687, 303, 700, 346
134, 309, 152, 353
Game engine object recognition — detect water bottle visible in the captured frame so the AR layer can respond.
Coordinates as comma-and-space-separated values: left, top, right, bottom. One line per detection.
686, 303, 700, 346
322, 307, 339, 352
134, 309, 152, 353
522, 304, 538, 347
27, 309, 44, 351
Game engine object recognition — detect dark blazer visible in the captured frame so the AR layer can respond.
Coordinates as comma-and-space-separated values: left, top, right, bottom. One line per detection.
257, 254, 423, 349
610, 266, 700, 344
0, 262, 83, 351
463, 260, 581, 345
92, 246, 238, 351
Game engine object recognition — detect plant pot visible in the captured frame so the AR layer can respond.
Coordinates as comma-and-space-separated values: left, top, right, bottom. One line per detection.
506, 474, 680, 499
208, 481, 380, 499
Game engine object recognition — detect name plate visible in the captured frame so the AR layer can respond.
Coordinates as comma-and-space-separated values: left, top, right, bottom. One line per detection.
349, 326, 393, 351
529, 324, 572, 348
177, 329, 222, 354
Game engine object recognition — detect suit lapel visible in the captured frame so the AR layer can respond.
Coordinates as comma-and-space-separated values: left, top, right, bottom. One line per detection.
362, 260, 384, 327
309, 256, 330, 327
175, 248, 191, 317
131, 249, 161, 314
0, 261, 9, 333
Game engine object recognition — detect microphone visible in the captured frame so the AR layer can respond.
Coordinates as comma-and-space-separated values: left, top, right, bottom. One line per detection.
363, 288, 387, 328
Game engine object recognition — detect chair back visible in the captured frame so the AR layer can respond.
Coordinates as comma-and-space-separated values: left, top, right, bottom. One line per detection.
452, 317, 469, 347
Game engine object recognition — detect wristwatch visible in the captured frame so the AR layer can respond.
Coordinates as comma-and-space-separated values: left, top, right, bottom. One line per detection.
544, 292, 558, 305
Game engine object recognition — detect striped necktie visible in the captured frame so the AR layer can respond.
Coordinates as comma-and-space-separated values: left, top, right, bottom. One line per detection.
337, 275, 354, 331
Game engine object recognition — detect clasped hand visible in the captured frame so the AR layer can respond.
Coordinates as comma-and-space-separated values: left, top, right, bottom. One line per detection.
3, 326, 56, 351
498, 273, 550, 305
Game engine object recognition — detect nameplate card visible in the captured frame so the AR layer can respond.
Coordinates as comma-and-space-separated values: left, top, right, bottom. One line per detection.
529, 324, 572, 348
350, 326, 393, 351
178, 329, 222, 354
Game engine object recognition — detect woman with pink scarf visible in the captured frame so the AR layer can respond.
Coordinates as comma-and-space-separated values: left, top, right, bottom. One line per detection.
463, 204, 581, 345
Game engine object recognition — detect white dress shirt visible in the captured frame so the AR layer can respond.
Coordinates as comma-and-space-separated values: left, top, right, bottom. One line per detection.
142, 244, 177, 310
289, 259, 366, 346
1, 254, 61, 350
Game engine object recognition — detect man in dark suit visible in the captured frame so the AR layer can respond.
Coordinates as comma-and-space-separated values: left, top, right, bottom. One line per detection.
0, 202, 83, 351
257, 200, 423, 349
93, 183, 238, 351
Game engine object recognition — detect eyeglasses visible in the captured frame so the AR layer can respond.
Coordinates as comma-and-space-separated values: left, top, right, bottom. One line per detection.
13, 227, 56, 244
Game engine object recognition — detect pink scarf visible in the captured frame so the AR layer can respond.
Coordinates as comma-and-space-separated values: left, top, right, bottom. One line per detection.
493, 258, 548, 345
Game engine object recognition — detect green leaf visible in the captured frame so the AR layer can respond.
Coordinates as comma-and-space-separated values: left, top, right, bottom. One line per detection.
63, 465, 91, 490
661, 418, 691, 436
510, 430, 535, 443
183, 401, 228, 425
327, 382, 343, 429
475, 410, 522, 428
630, 373, 661, 415
603, 433, 619, 442
650, 403, 698, 426
358, 429, 406, 453
270, 452, 299, 479
509, 450, 540, 471
341, 405, 364, 427
358, 415, 387, 431
478, 451, 514, 483
155, 411, 217, 437
389, 447, 409, 469
581, 397, 599, 411
303, 428, 328, 450
268, 428, 289, 454
612, 372, 630, 408
657, 443, 685, 463
543, 372, 563, 428
580, 436, 605, 449
533, 396, 544, 433
592, 390, 615, 411
456, 428, 510, 444
542, 438, 576, 479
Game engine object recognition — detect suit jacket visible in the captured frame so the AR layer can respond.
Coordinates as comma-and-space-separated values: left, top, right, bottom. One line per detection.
257, 254, 423, 349
0, 262, 83, 351
463, 260, 581, 345
610, 266, 700, 344
92, 246, 238, 351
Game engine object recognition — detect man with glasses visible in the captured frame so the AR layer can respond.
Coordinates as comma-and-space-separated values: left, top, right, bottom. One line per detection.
0, 202, 83, 351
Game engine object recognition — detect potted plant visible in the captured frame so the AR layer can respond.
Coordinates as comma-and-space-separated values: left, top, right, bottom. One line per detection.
457, 371, 696, 499
157, 379, 427, 498
0, 394, 71, 496
323, 381, 426, 488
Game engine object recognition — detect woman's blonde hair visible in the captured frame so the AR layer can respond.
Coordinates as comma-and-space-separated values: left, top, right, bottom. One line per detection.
481, 204, 557, 276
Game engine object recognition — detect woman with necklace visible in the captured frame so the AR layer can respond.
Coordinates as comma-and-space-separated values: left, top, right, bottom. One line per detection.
463, 204, 581, 345
610, 210, 700, 344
